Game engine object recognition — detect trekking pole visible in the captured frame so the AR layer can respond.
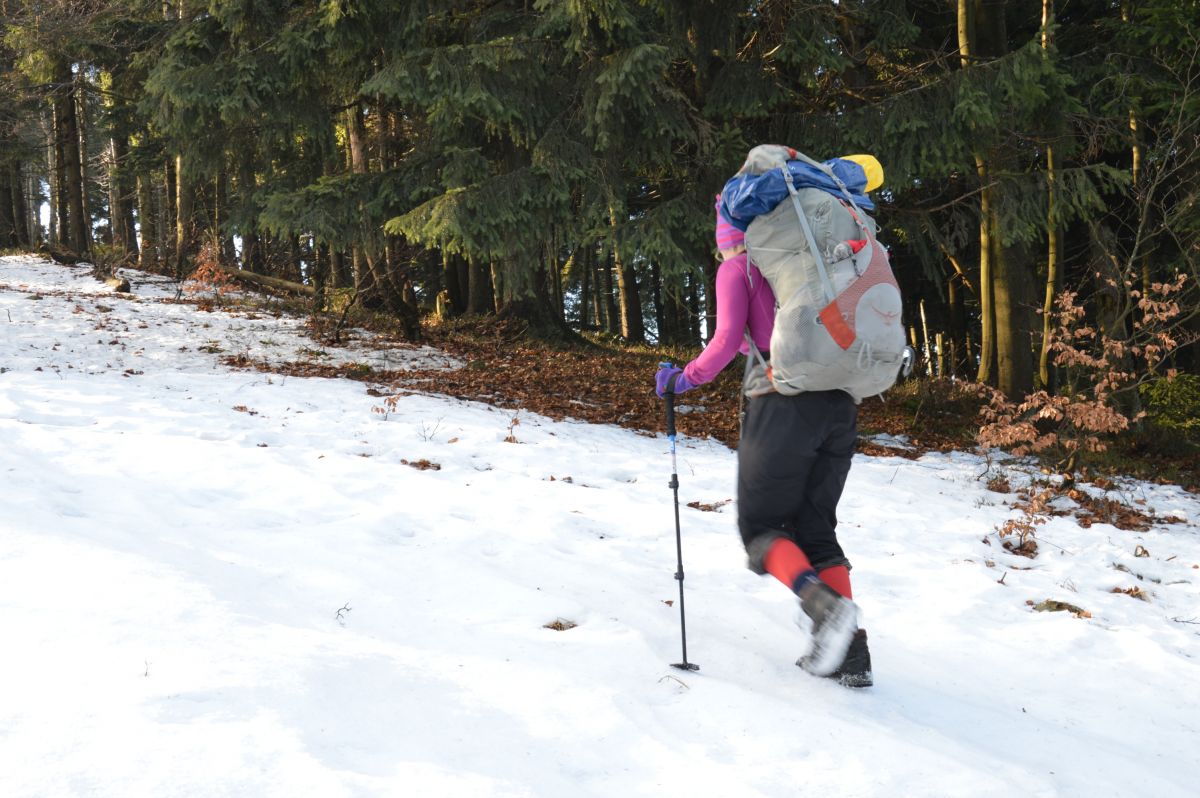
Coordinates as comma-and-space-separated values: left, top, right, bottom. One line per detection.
661, 362, 699, 672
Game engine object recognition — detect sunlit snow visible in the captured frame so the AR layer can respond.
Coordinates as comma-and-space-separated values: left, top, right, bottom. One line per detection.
2, 255, 1198, 797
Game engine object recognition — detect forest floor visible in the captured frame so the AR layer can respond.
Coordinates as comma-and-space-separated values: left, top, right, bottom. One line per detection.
335, 314, 1198, 493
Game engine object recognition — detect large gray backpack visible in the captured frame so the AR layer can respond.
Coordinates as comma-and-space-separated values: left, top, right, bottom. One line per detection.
742, 148, 909, 401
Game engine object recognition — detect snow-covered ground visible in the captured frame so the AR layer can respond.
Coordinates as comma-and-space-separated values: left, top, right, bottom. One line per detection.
2, 254, 1198, 798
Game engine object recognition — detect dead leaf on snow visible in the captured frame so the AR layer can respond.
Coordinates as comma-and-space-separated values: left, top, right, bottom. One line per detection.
1032, 599, 1092, 618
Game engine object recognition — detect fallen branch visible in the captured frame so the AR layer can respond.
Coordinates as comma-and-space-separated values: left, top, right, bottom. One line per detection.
216, 264, 314, 297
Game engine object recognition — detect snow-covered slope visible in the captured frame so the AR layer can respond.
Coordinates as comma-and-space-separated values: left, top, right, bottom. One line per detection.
2, 255, 1197, 797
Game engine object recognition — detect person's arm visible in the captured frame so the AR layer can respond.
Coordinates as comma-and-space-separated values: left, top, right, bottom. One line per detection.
682, 254, 752, 386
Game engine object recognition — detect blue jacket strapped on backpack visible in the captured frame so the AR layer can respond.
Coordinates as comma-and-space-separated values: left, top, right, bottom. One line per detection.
718, 159, 875, 232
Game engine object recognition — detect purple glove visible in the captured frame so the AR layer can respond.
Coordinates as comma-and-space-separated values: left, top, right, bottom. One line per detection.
655, 365, 695, 397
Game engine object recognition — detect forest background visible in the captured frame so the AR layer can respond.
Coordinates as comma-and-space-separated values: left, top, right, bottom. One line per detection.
1, 0, 1197, 484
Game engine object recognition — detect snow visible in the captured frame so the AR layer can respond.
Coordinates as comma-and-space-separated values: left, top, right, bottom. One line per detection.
2, 254, 1198, 798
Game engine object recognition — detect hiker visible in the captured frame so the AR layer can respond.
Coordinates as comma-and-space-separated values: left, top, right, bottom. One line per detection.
653, 192, 873, 688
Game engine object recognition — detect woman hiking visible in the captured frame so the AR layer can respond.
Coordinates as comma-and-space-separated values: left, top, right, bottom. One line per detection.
654, 190, 873, 688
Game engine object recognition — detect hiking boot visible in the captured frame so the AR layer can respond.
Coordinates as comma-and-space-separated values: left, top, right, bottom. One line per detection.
825, 629, 873, 688
795, 581, 859, 677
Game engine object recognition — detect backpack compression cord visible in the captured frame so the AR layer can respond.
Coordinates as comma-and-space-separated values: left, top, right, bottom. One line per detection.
661, 362, 699, 672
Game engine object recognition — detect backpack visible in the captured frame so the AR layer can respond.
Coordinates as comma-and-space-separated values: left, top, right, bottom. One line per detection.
733, 146, 909, 401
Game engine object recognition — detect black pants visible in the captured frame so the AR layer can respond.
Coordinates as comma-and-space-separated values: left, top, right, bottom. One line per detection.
737, 390, 858, 574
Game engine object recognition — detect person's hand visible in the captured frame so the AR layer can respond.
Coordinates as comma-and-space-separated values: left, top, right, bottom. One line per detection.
655, 365, 695, 397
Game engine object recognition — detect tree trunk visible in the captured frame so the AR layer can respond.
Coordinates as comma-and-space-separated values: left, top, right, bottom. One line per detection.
650, 262, 665, 343
330, 249, 349, 289
686, 273, 702, 344
960, 0, 995, 385
105, 140, 122, 249
0, 166, 16, 247
992, 233, 1035, 398
550, 243, 565, 319
5, 165, 29, 248
108, 135, 138, 259
346, 105, 379, 299
54, 60, 87, 254
947, 275, 968, 378
676, 277, 694, 347
74, 71, 92, 252
14, 166, 31, 247
174, 154, 193, 277
216, 170, 234, 263
1038, 0, 1059, 390
237, 155, 263, 272
601, 253, 619, 334
137, 172, 158, 270
592, 253, 607, 331
609, 206, 644, 342
1039, 144, 1061, 390
52, 103, 68, 247
615, 255, 644, 343
42, 113, 57, 246
577, 245, 591, 329
703, 258, 717, 343
28, 167, 41, 245
311, 243, 330, 312
467, 257, 493, 314
975, 170, 996, 385
164, 157, 177, 265
494, 255, 579, 342
443, 251, 466, 315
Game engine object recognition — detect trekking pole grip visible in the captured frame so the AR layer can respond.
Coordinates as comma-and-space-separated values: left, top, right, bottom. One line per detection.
659, 361, 678, 438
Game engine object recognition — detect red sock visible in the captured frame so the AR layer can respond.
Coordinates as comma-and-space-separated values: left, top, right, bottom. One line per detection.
819, 565, 853, 599
764, 539, 815, 592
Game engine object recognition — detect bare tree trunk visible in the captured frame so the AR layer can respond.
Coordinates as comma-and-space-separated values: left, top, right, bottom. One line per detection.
490, 261, 504, 313
215, 170, 234, 263
108, 136, 138, 259
1038, 0, 1060, 389
578, 246, 592, 330
650, 262, 665, 343
442, 251, 465, 315
311, 242, 330, 311
137, 172, 158, 270
993, 233, 1035, 398
163, 157, 176, 263
960, 0, 995, 385
601, 253, 619, 334
330, 250, 348, 289
237, 155, 263, 272
346, 105, 381, 299
551, 246, 565, 319
592, 253, 606, 331
26, 164, 41, 245
5, 165, 31, 248
614, 252, 644, 342
467, 257, 493, 314
44, 112, 59, 246
702, 258, 717, 343
74, 71, 92, 252
947, 275, 968, 378
53, 60, 86, 253
0, 167, 16, 247
174, 154, 193, 277
689, 275, 702, 343
609, 206, 648, 340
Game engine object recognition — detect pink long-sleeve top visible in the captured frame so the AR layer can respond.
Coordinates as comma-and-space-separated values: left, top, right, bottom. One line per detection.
682, 252, 776, 386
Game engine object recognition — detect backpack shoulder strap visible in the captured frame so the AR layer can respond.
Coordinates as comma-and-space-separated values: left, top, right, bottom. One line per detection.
781, 168, 836, 304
